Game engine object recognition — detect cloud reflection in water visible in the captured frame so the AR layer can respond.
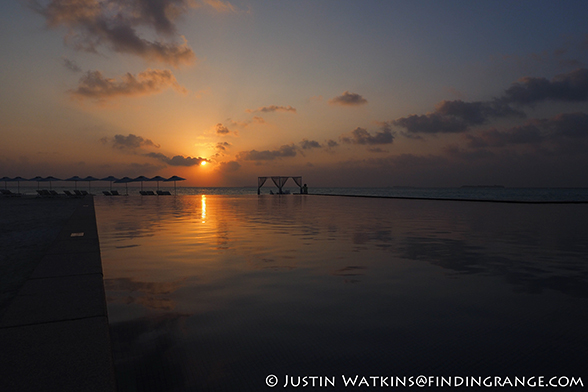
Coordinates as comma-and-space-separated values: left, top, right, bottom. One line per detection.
96, 196, 588, 390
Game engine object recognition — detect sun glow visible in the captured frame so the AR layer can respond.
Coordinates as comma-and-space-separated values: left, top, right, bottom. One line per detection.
201, 161, 207, 166
201, 195, 207, 223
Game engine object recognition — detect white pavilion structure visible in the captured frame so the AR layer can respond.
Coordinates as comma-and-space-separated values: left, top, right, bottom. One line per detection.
258, 176, 303, 195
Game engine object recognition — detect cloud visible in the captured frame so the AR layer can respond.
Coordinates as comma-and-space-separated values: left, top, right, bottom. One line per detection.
299, 139, 322, 149
246, 105, 297, 114
393, 113, 468, 134
435, 100, 525, 125
237, 144, 297, 161
340, 125, 394, 144
166, 155, 206, 166
226, 116, 266, 129
328, 91, 368, 106
61, 56, 81, 72
201, 0, 237, 13
102, 135, 206, 167
393, 99, 524, 135
392, 70, 588, 136
502, 68, 588, 105
367, 147, 388, 153
464, 112, 588, 149
215, 141, 231, 151
545, 111, 588, 139
216, 123, 231, 135
327, 139, 339, 148
145, 152, 206, 166
70, 69, 186, 101
103, 134, 161, 150
106, 34, 195, 67
464, 126, 543, 148
217, 160, 241, 172
33, 0, 196, 66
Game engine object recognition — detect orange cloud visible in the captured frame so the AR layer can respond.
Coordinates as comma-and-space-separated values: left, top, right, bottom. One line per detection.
236, 144, 298, 161
216, 123, 231, 135
201, 0, 237, 13
70, 69, 187, 101
246, 105, 297, 114
217, 160, 241, 172
226, 116, 266, 129
102, 134, 161, 150
328, 91, 368, 106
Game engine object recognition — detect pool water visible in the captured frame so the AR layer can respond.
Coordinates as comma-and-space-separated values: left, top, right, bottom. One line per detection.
95, 195, 588, 391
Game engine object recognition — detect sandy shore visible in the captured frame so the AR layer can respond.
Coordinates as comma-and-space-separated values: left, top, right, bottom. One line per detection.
0, 197, 80, 318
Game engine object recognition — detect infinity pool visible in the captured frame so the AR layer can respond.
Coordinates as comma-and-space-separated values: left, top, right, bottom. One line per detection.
96, 195, 588, 391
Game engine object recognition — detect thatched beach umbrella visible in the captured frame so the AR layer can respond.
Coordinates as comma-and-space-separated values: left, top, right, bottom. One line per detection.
81, 176, 100, 193
7, 176, 27, 194
29, 176, 45, 190
43, 176, 62, 190
100, 176, 119, 191
149, 176, 167, 191
164, 175, 186, 195
0, 176, 11, 189
65, 175, 83, 190
114, 176, 133, 195
133, 175, 150, 191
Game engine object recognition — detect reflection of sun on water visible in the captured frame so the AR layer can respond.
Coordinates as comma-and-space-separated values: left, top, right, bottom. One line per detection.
201, 194, 206, 223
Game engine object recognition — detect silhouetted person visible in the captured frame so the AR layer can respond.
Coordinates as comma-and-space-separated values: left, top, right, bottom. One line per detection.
302, 184, 308, 194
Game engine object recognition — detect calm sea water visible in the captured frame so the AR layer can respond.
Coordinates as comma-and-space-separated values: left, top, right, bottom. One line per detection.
95, 195, 588, 391
10, 184, 588, 201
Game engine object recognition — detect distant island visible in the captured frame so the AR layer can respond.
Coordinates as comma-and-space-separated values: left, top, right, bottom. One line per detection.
461, 185, 506, 188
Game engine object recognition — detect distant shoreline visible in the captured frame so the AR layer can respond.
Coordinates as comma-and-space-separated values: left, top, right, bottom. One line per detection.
311, 193, 588, 204
460, 185, 505, 188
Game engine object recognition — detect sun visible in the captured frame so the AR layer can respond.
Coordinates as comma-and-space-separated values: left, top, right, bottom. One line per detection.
200, 160, 207, 166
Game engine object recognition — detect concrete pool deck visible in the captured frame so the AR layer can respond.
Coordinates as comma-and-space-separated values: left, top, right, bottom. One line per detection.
0, 196, 116, 391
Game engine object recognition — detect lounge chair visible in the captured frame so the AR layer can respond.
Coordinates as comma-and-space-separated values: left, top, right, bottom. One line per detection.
64, 190, 78, 197
110, 190, 120, 196
157, 190, 172, 195
81, 190, 89, 196
49, 190, 59, 196
0, 189, 19, 197
74, 190, 83, 196
103, 191, 112, 196
36, 189, 51, 197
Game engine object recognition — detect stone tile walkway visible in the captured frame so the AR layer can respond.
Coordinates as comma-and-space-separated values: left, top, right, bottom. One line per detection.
0, 197, 116, 391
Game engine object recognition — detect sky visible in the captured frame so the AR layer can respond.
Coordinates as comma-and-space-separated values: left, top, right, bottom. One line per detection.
2, 0, 588, 187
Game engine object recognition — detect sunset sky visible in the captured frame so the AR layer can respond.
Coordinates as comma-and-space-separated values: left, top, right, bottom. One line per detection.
2, 0, 588, 187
